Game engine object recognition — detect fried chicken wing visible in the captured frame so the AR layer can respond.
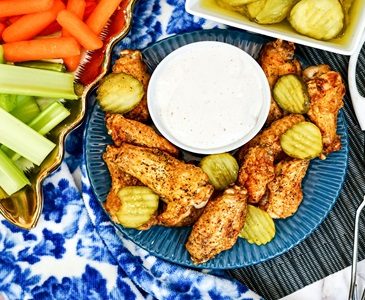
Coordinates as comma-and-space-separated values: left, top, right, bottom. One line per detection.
186, 186, 248, 264
107, 144, 214, 226
105, 114, 179, 156
259, 40, 302, 124
266, 159, 310, 218
303, 65, 345, 156
112, 50, 150, 122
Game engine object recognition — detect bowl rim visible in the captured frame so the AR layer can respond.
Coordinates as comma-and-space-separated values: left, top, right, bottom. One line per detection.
147, 40, 271, 154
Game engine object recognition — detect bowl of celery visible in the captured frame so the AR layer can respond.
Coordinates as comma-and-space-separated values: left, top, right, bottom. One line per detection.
0, 60, 83, 229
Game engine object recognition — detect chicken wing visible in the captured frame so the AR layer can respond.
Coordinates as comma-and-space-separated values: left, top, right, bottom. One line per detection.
186, 185, 248, 264
303, 65, 345, 156
105, 114, 179, 156
112, 50, 150, 122
259, 40, 302, 124
106, 144, 214, 226
266, 159, 309, 218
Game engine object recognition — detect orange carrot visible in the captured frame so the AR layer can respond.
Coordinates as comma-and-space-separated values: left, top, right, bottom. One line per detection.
0, 22, 6, 42
2, 0, 65, 42
84, 1, 97, 20
85, 0, 123, 35
63, 0, 86, 72
3, 37, 80, 62
0, 0, 54, 18
39, 21, 62, 36
8, 16, 21, 24
57, 10, 102, 51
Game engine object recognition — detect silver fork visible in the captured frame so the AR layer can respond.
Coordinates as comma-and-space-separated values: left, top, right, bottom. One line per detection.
348, 28, 365, 300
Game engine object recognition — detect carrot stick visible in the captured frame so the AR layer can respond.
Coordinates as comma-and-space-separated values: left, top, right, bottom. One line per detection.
57, 10, 102, 51
85, 0, 123, 35
3, 37, 80, 62
2, 0, 65, 42
0, 0, 54, 18
63, 0, 86, 72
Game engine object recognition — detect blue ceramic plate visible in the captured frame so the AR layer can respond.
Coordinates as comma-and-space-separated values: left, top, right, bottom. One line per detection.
84, 29, 349, 269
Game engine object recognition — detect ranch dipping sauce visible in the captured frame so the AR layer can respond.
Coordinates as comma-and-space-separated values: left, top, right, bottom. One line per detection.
148, 41, 271, 154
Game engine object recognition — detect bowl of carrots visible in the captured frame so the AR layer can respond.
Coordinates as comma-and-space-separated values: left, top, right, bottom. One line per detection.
0, 0, 137, 229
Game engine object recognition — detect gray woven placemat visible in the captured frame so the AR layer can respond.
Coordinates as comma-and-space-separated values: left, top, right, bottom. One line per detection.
228, 46, 365, 300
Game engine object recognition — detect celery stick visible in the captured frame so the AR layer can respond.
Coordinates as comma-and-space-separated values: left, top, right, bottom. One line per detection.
0, 107, 55, 166
36, 98, 60, 111
11, 95, 40, 123
0, 149, 29, 195
0, 94, 17, 112
0, 64, 78, 100
15, 61, 66, 72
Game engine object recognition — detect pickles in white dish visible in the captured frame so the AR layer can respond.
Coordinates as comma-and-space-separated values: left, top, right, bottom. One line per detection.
116, 186, 159, 228
280, 121, 323, 159
289, 0, 344, 40
247, 0, 296, 24
200, 153, 239, 190
273, 74, 310, 114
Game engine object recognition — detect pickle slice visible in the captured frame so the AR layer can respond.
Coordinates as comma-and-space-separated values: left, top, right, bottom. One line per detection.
246, 0, 266, 20
273, 74, 310, 114
217, 0, 259, 7
251, 0, 296, 24
96, 72, 144, 114
200, 153, 239, 190
216, 0, 246, 14
239, 205, 275, 245
116, 186, 159, 228
280, 121, 323, 159
289, 0, 344, 40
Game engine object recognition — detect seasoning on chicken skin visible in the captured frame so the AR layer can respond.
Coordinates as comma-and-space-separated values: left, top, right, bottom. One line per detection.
266, 159, 310, 219
105, 113, 179, 156
259, 40, 302, 124
303, 65, 345, 156
186, 185, 248, 264
106, 144, 214, 227
112, 50, 150, 122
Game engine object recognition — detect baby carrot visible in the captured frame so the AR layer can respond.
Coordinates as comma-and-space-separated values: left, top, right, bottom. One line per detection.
0, 0, 54, 18
85, 0, 123, 35
8, 16, 21, 24
39, 21, 62, 36
57, 10, 102, 51
3, 0, 65, 42
63, 0, 86, 72
3, 37, 80, 62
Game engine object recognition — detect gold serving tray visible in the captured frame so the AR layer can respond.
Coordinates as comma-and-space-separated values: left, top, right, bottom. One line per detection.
0, 0, 137, 230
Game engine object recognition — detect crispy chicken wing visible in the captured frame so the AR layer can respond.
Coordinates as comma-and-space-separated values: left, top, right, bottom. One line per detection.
259, 40, 302, 124
106, 144, 214, 226
112, 50, 150, 122
105, 114, 179, 156
303, 65, 345, 156
186, 186, 248, 264
266, 159, 310, 218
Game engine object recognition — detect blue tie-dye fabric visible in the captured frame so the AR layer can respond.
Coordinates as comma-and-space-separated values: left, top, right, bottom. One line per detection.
0, 1, 264, 299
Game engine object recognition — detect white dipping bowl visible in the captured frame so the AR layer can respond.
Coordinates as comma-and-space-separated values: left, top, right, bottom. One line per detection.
147, 41, 271, 154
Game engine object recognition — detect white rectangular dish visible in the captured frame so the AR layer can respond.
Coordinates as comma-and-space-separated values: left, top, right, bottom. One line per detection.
185, 0, 365, 55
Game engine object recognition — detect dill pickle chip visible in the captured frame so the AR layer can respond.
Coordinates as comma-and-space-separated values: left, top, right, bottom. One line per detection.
216, 0, 247, 14
246, 0, 266, 20
96, 72, 144, 114
116, 186, 159, 228
217, 0, 259, 7
200, 153, 239, 190
280, 122, 323, 159
252, 0, 296, 24
273, 74, 310, 114
239, 205, 275, 245
289, 0, 344, 40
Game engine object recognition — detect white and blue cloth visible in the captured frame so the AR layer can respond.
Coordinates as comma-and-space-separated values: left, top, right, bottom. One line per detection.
0, 1, 263, 299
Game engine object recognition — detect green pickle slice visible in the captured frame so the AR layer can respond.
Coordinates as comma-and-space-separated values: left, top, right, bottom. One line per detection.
289, 0, 344, 40
273, 74, 310, 114
116, 186, 159, 228
280, 121, 323, 159
96, 72, 144, 114
199, 153, 239, 190
239, 205, 276, 245
248, 0, 296, 24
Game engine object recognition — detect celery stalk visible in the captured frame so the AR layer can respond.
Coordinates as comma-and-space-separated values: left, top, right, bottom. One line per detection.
0, 107, 55, 166
0, 149, 29, 195
0, 94, 17, 112
36, 98, 60, 111
11, 95, 40, 123
0, 64, 78, 99
15, 61, 66, 72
